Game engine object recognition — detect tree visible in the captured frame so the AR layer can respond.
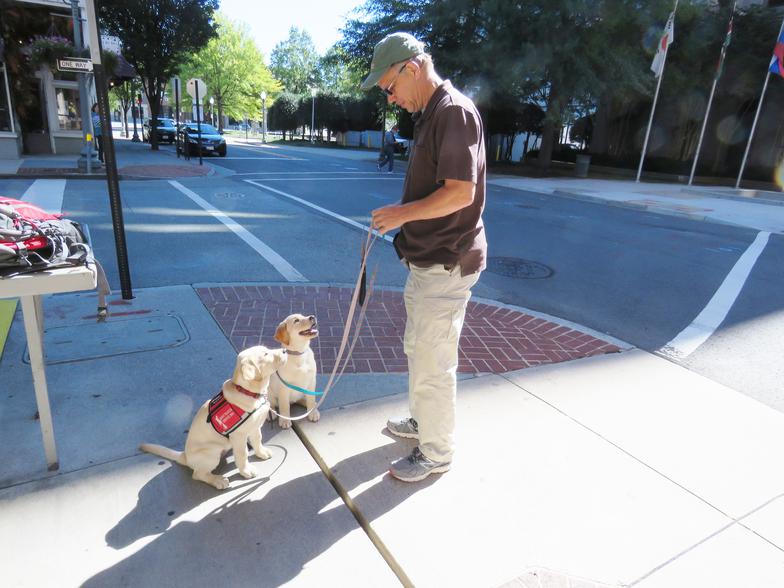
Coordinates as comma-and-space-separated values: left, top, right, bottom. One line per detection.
318, 45, 364, 97
268, 92, 299, 140
99, 0, 218, 150
270, 27, 320, 95
109, 78, 140, 138
180, 15, 280, 131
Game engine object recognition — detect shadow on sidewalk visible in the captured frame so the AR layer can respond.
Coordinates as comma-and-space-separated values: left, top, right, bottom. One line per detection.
85, 439, 429, 586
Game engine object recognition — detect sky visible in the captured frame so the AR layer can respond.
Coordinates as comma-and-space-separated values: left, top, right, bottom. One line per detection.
218, 0, 366, 63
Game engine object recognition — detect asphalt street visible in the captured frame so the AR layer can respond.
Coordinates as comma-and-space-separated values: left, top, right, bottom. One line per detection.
1, 141, 781, 411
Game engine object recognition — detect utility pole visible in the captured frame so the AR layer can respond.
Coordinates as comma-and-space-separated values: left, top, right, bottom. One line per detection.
85, 0, 133, 299
70, 0, 98, 172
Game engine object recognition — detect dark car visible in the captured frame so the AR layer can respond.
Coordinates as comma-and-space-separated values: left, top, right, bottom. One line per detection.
176, 123, 227, 157
143, 117, 176, 144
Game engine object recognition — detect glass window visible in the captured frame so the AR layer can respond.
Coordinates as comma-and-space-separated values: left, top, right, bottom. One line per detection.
55, 86, 81, 131
0, 65, 12, 132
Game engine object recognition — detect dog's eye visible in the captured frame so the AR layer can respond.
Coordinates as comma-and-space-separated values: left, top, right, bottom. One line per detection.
294, 319, 299, 323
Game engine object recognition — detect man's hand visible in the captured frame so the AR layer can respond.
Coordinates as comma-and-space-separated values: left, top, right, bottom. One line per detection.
372, 203, 409, 235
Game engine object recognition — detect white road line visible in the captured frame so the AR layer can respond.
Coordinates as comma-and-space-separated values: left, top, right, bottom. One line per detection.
21, 179, 66, 215
244, 180, 393, 243
233, 171, 380, 176
248, 177, 401, 181
168, 180, 307, 282
219, 157, 306, 160
660, 230, 770, 360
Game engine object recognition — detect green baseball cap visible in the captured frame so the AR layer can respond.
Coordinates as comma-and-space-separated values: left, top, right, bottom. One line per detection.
360, 32, 425, 91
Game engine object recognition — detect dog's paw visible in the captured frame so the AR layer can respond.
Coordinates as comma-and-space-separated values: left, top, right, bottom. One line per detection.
278, 418, 293, 429
255, 447, 272, 460
239, 466, 258, 479
307, 409, 320, 422
213, 476, 230, 490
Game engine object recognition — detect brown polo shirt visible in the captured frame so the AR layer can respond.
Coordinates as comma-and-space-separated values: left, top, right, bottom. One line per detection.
393, 80, 487, 276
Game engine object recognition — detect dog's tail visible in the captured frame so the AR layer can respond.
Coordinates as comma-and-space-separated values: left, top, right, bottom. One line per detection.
139, 443, 187, 466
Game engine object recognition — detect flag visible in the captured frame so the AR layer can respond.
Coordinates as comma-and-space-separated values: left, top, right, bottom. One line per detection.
769, 26, 784, 78
715, 15, 733, 81
651, 12, 675, 78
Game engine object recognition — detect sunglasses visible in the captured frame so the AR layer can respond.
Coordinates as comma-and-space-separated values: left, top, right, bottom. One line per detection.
382, 61, 410, 96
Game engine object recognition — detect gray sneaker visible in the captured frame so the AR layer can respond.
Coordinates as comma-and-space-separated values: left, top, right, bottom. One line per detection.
386, 417, 418, 439
389, 447, 451, 482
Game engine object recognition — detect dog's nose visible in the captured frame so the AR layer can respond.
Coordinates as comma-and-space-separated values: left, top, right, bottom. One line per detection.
308, 315, 316, 323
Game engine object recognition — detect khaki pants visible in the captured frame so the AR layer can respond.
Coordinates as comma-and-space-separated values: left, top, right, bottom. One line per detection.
403, 263, 480, 462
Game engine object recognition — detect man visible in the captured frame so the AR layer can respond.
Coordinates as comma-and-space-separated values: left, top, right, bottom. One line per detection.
378, 124, 398, 173
362, 32, 487, 482
91, 104, 104, 164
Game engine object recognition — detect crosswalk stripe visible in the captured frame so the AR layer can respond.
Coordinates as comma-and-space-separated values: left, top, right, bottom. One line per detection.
168, 180, 307, 282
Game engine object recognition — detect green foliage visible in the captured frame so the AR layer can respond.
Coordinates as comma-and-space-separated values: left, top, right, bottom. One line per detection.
270, 27, 320, 94
99, 0, 219, 148
268, 92, 300, 137
179, 14, 281, 129
319, 45, 364, 97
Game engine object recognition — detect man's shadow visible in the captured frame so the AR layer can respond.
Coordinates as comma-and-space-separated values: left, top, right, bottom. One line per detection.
86, 430, 431, 587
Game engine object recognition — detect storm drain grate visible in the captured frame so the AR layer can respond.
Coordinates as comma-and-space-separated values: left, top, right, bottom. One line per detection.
486, 257, 553, 279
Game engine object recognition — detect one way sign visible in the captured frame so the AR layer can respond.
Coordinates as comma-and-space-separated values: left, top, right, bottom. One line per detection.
57, 57, 93, 73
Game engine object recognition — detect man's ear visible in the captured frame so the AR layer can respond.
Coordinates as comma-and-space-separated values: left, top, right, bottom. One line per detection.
240, 357, 259, 382
274, 321, 290, 346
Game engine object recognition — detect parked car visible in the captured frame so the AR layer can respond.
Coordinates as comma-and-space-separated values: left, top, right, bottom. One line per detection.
176, 123, 227, 157
143, 117, 176, 143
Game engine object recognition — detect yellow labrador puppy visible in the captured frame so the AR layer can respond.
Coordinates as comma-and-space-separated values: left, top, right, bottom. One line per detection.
140, 345, 286, 490
268, 313, 319, 428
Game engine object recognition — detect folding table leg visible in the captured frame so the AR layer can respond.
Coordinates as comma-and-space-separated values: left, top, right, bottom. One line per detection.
20, 295, 58, 471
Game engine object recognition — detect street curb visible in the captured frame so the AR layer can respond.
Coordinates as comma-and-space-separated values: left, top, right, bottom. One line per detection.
548, 189, 719, 224
680, 187, 784, 207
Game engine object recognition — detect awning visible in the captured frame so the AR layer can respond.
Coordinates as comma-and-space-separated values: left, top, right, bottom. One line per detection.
110, 52, 136, 83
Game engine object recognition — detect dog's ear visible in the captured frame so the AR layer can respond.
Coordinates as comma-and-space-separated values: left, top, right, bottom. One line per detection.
274, 321, 290, 346
240, 356, 259, 382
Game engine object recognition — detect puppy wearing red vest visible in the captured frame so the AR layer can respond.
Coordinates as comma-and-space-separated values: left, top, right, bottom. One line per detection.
141, 345, 286, 489
268, 313, 319, 428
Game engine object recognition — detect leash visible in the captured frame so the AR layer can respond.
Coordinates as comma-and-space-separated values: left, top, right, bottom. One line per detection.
269, 226, 380, 423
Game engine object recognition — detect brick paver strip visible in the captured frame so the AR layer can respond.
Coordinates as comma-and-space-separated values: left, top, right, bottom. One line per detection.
196, 285, 620, 374
119, 164, 211, 178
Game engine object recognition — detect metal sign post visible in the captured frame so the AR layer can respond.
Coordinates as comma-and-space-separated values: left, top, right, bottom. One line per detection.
187, 78, 206, 166
173, 77, 181, 159
84, 0, 133, 299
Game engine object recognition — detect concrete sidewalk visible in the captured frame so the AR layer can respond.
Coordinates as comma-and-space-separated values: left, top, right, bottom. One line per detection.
1, 285, 783, 587
486, 176, 784, 234
0, 134, 226, 180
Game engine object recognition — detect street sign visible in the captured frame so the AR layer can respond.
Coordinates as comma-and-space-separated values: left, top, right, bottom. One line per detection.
186, 78, 207, 103
57, 57, 93, 73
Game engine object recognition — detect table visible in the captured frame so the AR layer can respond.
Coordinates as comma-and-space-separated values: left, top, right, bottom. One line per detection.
0, 265, 97, 470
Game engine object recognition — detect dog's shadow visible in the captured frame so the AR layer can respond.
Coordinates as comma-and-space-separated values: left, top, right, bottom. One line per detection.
89, 430, 430, 587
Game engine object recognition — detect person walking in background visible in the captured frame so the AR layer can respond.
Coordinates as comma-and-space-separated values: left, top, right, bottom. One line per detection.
377, 124, 398, 173
91, 104, 104, 164
362, 32, 487, 482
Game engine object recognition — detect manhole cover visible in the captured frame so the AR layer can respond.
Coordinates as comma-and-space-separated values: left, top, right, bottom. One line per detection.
216, 192, 245, 199
487, 257, 553, 279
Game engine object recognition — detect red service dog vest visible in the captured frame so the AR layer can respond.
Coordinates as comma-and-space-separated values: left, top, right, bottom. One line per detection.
207, 390, 257, 437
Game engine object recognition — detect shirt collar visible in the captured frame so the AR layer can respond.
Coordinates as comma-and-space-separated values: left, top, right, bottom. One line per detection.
418, 80, 453, 122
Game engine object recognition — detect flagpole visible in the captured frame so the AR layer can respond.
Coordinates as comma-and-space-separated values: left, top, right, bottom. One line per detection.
689, 1, 736, 186
637, 0, 679, 183
736, 16, 784, 189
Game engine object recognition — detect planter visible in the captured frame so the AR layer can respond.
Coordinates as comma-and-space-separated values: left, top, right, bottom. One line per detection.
575, 154, 591, 178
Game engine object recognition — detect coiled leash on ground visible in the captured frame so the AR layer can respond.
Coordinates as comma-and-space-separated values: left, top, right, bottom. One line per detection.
268, 226, 380, 423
